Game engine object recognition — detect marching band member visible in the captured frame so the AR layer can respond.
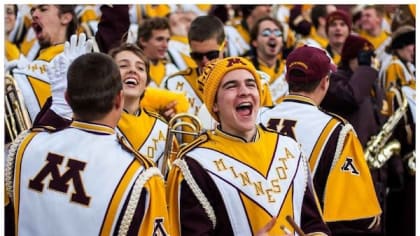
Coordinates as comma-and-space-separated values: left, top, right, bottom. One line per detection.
259, 45, 382, 235
5, 53, 169, 235
167, 56, 330, 236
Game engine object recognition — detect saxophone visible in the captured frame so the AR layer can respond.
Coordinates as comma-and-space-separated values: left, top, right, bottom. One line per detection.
365, 92, 408, 169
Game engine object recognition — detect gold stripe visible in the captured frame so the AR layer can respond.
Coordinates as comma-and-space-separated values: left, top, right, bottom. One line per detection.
100, 161, 141, 235
309, 119, 339, 171
14, 132, 38, 235
71, 121, 115, 134
28, 76, 50, 109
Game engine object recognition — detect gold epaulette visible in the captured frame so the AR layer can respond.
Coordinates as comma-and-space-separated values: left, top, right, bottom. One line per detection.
318, 107, 349, 125
166, 67, 195, 80
176, 132, 209, 160
143, 108, 168, 123
117, 134, 155, 169
30, 125, 57, 133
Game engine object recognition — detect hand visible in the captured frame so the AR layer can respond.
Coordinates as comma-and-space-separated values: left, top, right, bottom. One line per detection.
160, 100, 178, 121
48, 33, 93, 119
48, 55, 73, 119
63, 33, 93, 64
5, 54, 30, 73
357, 50, 373, 66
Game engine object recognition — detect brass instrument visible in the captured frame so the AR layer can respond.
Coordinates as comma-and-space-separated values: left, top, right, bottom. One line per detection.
404, 151, 416, 175
365, 93, 408, 169
4, 75, 31, 142
161, 113, 203, 175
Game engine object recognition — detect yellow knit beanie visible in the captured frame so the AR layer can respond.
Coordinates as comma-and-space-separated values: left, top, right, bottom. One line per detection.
200, 57, 262, 122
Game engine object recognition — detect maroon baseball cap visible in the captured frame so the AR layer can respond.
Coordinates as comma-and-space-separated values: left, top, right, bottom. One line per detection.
286, 45, 336, 83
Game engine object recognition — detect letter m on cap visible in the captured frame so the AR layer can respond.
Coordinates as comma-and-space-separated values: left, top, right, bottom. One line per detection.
29, 153, 91, 206
227, 58, 247, 67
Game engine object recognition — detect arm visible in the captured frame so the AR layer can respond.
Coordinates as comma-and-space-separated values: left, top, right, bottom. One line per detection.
321, 125, 382, 234
95, 5, 130, 53
166, 158, 233, 236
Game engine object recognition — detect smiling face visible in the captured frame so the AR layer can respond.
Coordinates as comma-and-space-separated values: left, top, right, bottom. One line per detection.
252, 19, 283, 60
213, 69, 260, 141
5, 5, 17, 35
114, 50, 148, 101
139, 29, 170, 62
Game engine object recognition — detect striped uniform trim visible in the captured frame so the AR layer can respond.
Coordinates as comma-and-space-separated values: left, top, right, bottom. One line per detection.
173, 159, 217, 228
5, 130, 30, 200
118, 167, 163, 236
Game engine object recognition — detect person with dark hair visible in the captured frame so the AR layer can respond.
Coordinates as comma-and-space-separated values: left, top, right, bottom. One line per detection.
164, 15, 227, 119
247, 16, 288, 103
259, 45, 382, 235
5, 52, 170, 235
167, 56, 331, 236
137, 17, 179, 88
380, 25, 415, 236
10, 5, 79, 123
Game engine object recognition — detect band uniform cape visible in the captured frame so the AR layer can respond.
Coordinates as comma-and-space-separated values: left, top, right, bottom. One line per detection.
5, 121, 169, 236
258, 95, 381, 227
167, 126, 330, 236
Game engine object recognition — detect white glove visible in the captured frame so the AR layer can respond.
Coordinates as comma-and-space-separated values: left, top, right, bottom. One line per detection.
5, 54, 30, 73
49, 33, 93, 119
63, 33, 93, 64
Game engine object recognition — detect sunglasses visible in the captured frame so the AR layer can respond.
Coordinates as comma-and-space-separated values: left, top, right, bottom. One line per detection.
190, 41, 225, 61
260, 28, 282, 37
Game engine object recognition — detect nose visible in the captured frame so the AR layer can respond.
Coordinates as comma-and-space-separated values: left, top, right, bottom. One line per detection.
238, 82, 252, 96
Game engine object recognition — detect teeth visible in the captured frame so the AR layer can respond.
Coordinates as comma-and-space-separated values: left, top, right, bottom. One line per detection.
124, 78, 138, 85
237, 102, 251, 108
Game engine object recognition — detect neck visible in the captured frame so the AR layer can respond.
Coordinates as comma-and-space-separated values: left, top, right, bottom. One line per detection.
330, 43, 343, 56
124, 96, 141, 115
290, 91, 323, 106
258, 54, 276, 68
317, 26, 327, 38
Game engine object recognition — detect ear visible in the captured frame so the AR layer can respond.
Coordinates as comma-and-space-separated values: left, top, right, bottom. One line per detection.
115, 90, 124, 110
138, 37, 147, 48
212, 102, 219, 113
252, 39, 258, 48
320, 75, 329, 91
60, 12, 73, 25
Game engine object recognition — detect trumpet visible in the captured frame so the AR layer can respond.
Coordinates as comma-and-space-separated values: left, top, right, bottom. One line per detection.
161, 113, 203, 175
4, 75, 31, 142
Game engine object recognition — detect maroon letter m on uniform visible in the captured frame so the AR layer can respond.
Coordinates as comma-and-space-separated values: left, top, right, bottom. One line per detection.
29, 153, 91, 206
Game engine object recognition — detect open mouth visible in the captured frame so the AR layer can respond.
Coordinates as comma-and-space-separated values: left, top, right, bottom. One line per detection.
236, 102, 253, 116
123, 77, 138, 87
268, 41, 277, 48
32, 22, 43, 37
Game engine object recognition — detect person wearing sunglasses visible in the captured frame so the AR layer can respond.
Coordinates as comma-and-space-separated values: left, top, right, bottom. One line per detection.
247, 16, 289, 104
164, 15, 227, 120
